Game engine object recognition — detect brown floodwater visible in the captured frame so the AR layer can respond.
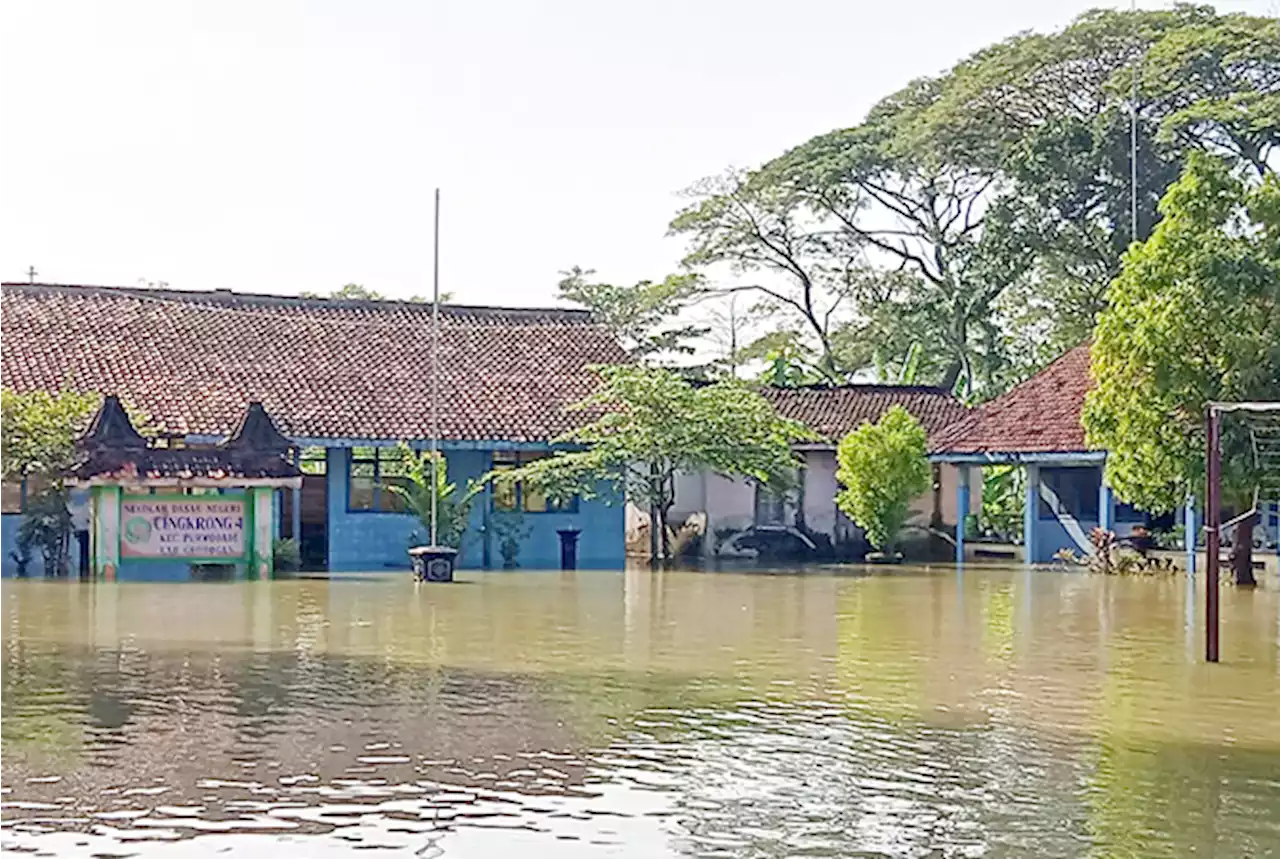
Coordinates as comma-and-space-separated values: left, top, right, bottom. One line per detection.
2, 565, 1279, 858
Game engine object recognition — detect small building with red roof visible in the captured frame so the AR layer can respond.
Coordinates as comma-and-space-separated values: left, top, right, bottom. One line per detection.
927, 344, 1149, 563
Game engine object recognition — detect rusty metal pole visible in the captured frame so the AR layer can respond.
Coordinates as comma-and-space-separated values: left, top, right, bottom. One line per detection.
1205, 407, 1221, 663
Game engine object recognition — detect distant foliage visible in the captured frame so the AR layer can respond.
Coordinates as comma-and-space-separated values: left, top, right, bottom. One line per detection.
670, 7, 1277, 398
835, 406, 931, 552
556, 266, 707, 361
300, 283, 450, 303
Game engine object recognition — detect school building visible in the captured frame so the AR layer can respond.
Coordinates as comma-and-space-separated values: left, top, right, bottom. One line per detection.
1, 283, 629, 575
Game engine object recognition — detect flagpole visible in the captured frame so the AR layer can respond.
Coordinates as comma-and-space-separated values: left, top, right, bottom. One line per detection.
430, 188, 441, 546
1131, 0, 1139, 244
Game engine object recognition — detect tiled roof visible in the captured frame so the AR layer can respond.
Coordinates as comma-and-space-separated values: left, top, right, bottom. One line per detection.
760, 385, 969, 444
929, 343, 1093, 455
1, 284, 628, 442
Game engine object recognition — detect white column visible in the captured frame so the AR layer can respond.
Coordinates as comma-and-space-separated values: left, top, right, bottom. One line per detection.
92, 485, 121, 580
251, 487, 274, 577
1023, 464, 1040, 565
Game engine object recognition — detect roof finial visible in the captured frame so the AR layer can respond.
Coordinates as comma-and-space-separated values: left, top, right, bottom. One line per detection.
25, 265, 37, 284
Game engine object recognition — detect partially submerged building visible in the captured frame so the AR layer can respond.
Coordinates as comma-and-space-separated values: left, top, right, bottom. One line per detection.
929, 343, 1280, 563
653, 385, 973, 558
1, 283, 628, 575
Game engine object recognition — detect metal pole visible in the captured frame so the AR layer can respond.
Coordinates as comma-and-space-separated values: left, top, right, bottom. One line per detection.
1206, 406, 1221, 662
1130, 0, 1139, 245
430, 188, 441, 546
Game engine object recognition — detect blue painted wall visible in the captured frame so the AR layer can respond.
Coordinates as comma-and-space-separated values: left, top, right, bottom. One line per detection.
4, 442, 627, 577
324, 445, 625, 572
1, 514, 26, 575
1028, 466, 1162, 563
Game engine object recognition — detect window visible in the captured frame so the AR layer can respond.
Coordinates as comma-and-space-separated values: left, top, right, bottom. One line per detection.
1039, 467, 1101, 521
755, 483, 788, 526
347, 447, 408, 513
299, 446, 327, 475
491, 451, 576, 513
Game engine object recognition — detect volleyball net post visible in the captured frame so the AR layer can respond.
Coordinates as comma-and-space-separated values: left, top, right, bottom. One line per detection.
1204, 401, 1280, 663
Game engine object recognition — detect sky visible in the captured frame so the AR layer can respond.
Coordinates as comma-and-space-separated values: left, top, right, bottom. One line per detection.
1, 0, 1274, 308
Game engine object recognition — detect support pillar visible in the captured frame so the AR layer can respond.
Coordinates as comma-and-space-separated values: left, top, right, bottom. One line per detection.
291, 484, 302, 543
955, 465, 970, 564
1098, 480, 1114, 534
1184, 496, 1197, 576
91, 485, 121, 580
250, 487, 274, 579
1023, 464, 1040, 565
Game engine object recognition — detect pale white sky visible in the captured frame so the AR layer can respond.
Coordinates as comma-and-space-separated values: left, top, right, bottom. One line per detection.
1, 0, 1272, 307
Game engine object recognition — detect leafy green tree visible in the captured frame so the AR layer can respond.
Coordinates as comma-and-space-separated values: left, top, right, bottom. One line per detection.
1, 389, 102, 575
382, 444, 485, 549
1083, 154, 1280, 578
835, 406, 931, 554
981, 466, 1024, 542
1, 389, 101, 482
556, 266, 707, 361
495, 365, 815, 560
670, 7, 1277, 398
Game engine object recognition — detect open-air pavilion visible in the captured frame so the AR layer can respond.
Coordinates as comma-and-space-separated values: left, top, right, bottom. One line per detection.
929, 345, 1194, 565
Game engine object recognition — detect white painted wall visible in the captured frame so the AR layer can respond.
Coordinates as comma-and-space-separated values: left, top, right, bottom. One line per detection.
631, 455, 980, 558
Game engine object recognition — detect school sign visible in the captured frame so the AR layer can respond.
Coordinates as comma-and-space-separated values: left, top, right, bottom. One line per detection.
120, 497, 248, 560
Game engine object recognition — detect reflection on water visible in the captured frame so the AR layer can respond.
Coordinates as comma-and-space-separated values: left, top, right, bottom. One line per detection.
3, 566, 1279, 857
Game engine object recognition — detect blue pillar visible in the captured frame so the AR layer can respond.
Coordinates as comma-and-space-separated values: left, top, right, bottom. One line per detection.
955, 465, 970, 564
1264, 501, 1274, 560
1023, 464, 1040, 565
291, 484, 302, 542
1184, 496, 1198, 576
1098, 480, 1114, 533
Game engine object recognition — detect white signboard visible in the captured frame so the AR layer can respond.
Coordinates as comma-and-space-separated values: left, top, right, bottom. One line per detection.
119, 496, 247, 559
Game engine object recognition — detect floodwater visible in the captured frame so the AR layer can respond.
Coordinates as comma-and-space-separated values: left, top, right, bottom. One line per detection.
2, 566, 1279, 858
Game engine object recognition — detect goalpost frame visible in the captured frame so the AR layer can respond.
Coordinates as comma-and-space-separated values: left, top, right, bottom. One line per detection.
1204, 401, 1280, 663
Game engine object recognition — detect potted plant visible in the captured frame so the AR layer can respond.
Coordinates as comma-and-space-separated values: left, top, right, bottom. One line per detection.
491, 512, 531, 569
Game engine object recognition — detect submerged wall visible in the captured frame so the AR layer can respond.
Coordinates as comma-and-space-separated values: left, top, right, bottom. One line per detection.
325, 445, 624, 572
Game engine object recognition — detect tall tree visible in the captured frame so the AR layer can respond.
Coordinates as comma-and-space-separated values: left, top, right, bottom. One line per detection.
1083, 154, 1280, 580
670, 7, 1279, 397
494, 365, 815, 560
555, 267, 707, 362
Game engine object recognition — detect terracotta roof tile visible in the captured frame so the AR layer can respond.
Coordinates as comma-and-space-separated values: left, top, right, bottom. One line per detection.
1, 284, 628, 442
760, 385, 969, 444
929, 344, 1093, 455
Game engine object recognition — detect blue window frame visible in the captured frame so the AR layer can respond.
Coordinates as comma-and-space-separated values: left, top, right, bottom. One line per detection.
1039, 467, 1101, 521
347, 447, 409, 513
490, 451, 577, 513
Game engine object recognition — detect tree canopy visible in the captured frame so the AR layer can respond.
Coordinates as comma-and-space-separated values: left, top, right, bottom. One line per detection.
669, 7, 1278, 398
555, 267, 707, 361
1083, 153, 1280, 514
300, 283, 450, 303
1, 389, 102, 483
